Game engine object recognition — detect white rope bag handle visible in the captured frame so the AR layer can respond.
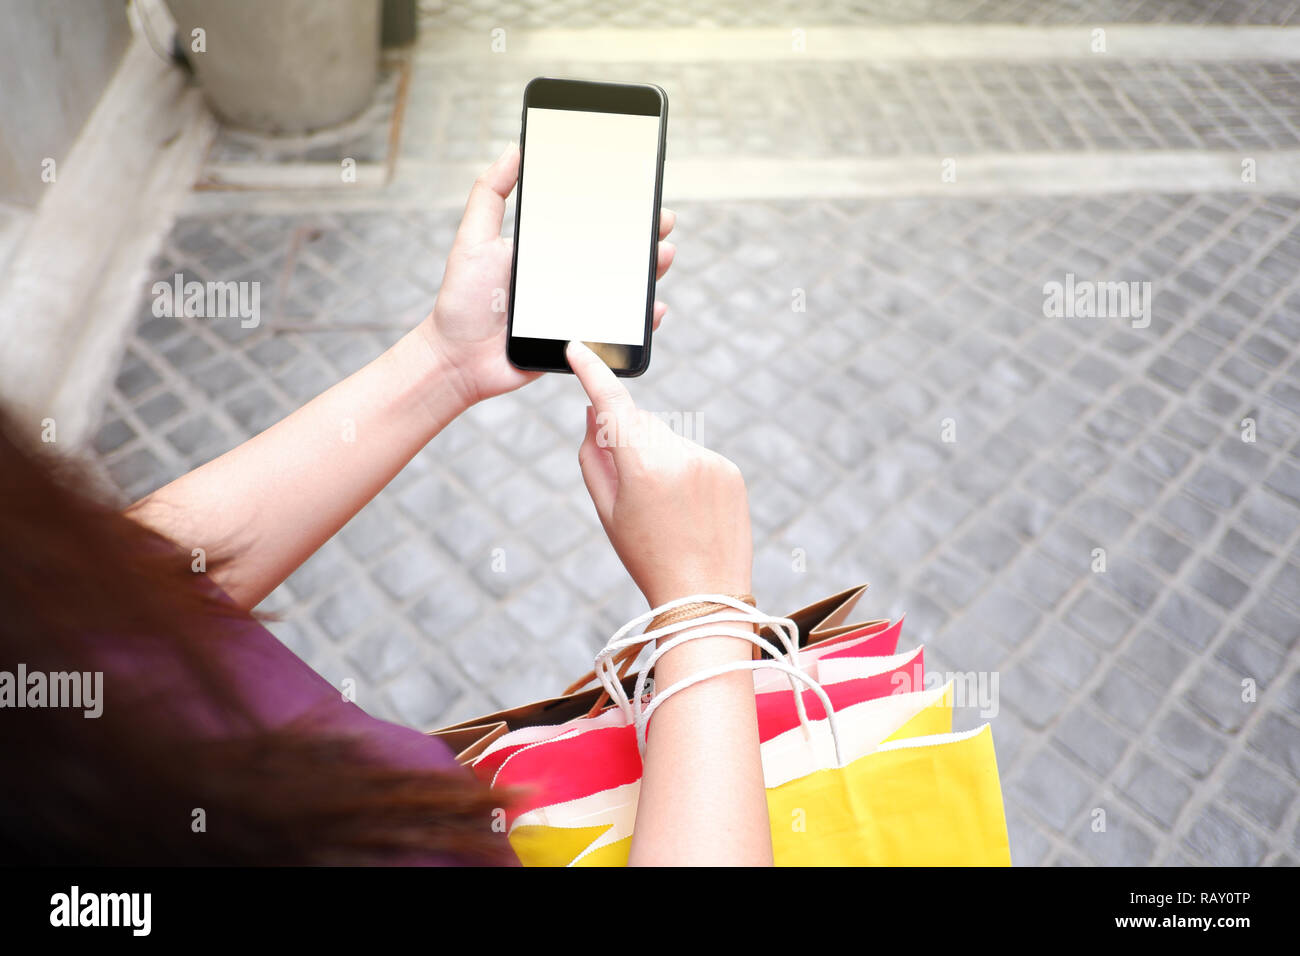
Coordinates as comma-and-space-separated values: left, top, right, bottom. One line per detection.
635, 651, 846, 767
594, 594, 845, 766
594, 595, 803, 721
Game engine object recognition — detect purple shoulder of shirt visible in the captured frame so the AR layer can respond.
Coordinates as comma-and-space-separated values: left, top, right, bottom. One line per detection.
92, 586, 514, 865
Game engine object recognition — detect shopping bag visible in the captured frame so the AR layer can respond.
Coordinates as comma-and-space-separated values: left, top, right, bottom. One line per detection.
431, 584, 878, 765
766, 725, 1010, 865
750, 615, 903, 692
500, 593, 1007, 867
460, 596, 903, 783
488, 637, 932, 842
478, 644, 925, 818
504, 681, 958, 866
505, 681, 1009, 866
507, 724, 1009, 865
550, 727, 1011, 867
434, 586, 1010, 866
473, 640, 921, 789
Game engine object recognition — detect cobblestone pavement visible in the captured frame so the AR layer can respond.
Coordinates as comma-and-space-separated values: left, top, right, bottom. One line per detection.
89, 6, 1300, 867
412, 59, 1300, 161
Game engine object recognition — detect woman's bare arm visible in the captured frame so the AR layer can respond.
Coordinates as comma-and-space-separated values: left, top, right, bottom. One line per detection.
127, 327, 470, 609
128, 145, 675, 610
629, 626, 772, 866
567, 341, 772, 866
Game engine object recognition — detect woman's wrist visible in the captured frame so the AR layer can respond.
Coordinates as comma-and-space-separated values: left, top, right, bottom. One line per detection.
642, 578, 753, 611
400, 322, 477, 425
648, 595, 759, 687
655, 625, 756, 669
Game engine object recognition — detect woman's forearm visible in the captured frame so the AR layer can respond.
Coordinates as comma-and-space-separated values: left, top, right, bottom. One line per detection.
629, 625, 773, 866
127, 327, 471, 609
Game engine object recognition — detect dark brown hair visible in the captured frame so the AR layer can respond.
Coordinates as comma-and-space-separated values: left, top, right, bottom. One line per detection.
0, 412, 515, 865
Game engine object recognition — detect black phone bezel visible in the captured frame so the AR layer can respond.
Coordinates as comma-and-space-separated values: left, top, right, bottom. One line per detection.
505, 76, 668, 378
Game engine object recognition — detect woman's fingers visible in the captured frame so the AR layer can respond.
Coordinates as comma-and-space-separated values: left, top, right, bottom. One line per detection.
656, 240, 676, 280
578, 405, 618, 519
653, 211, 674, 324
659, 207, 676, 240
566, 341, 637, 450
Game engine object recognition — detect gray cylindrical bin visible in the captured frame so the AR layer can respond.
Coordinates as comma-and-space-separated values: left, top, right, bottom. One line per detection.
166, 0, 381, 134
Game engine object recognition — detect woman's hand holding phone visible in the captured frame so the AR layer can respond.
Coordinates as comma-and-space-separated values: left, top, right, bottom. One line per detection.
417, 144, 675, 408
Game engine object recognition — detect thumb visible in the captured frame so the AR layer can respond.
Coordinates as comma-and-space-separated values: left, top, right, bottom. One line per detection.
454, 142, 519, 249
578, 405, 618, 521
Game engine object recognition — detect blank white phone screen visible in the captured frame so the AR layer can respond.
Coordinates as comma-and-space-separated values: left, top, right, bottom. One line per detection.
512, 107, 661, 346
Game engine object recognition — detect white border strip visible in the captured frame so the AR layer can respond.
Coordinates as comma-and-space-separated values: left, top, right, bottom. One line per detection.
199, 162, 388, 190
181, 149, 1300, 216
419, 25, 1300, 63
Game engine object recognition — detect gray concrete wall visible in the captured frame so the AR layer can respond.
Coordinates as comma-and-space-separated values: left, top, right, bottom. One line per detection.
0, 0, 131, 207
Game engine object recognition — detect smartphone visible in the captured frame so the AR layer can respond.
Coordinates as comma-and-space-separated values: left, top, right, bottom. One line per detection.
506, 77, 668, 377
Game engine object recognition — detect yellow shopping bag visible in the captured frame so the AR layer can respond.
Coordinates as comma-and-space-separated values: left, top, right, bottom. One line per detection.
507, 680, 1009, 866
767, 725, 1010, 866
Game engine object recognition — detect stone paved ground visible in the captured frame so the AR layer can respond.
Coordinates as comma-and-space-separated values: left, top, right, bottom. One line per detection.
416, 59, 1300, 160
88, 3, 1300, 866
